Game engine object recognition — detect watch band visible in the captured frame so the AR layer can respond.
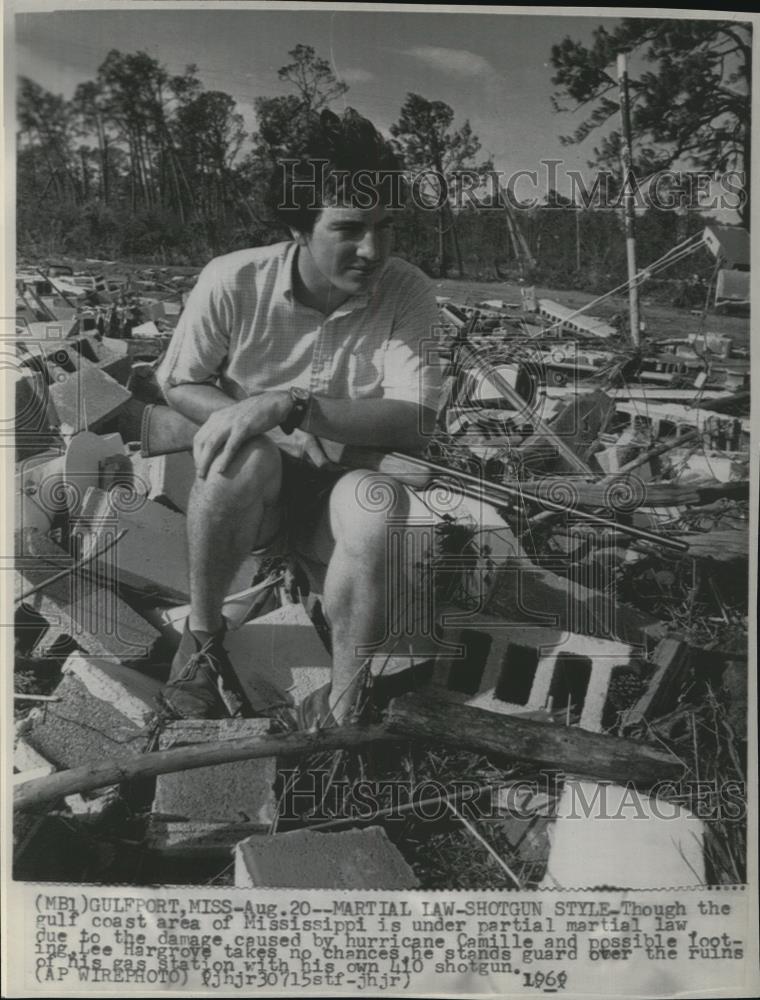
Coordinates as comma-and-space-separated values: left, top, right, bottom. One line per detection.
280, 387, 310, 435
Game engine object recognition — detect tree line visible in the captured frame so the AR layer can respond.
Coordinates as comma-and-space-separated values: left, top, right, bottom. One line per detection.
17, 23, 749, 293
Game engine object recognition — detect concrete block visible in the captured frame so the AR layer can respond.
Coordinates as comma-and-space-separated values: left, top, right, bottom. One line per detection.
149, 718, 277, 856
14, 370, 59, 459
13, 735, 56, 781
541, 780, 706, 889
131, 320, 162, 337
431, 619, 637, 733
234, 826, 419, 890
19, 654, 161, 770
153, 719, 276, 823
15, 527, 160, 662
88, 336, 132, 383
63, 430, 126, 510
148, 820, 268, 859
48, 363, 131, 435
129, 451, 195, 513
76, 486, 190, 601
148, 576, 283, 640
225, 603, 332, 709
65, 651, 163, 726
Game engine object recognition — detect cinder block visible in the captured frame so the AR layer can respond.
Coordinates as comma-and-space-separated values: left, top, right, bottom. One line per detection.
152, 718, 276, 823
234, 826, 419, 890
48, 363, 131, 435
431, 619, 636, 733
148, 718, 277, 856
19, 653, 161, 770
15, 527, 160, 662
76, 486, 190, 601
225, 603, 332, 709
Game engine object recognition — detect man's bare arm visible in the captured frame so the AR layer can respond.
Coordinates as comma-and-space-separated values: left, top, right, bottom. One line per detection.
163, 383, 236, 424
304, 397, 434, 452
164, 384, 433, 476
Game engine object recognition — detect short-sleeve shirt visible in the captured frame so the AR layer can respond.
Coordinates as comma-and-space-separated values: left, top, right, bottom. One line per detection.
156, 241, 441, 459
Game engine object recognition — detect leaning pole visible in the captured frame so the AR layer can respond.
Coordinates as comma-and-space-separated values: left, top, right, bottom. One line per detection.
617, 51, 641, 348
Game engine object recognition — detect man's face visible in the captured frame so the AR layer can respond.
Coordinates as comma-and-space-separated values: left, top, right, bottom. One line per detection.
296, 203, 395, 305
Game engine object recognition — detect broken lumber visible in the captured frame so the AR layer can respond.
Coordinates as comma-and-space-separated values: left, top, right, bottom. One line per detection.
622, 638, 691, 730
15, 689, 681, 812
385, 693, 680, 786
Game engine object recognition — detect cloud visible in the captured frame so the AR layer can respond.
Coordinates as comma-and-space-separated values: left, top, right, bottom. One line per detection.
339, 67, 375, 84
401, 45, 495, 79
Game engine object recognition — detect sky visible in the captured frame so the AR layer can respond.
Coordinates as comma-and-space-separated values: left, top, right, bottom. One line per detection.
12, 5, 624, 197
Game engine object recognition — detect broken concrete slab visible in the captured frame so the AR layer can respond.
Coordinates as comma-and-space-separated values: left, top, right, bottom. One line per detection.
541, 779, 706, 889
76, 486, 190, 602
62, 430, 126, 511
13, 734, 56, 782
48, 363, 131, 435
14, 370, 60, 459
234, 826, 419, 889
148, 718, 277, 857
15, 527, 160, 662
148, 575, 283, 641
129, 450, 195, 513
153, 719, 276, 823
224, 602, 331, 710
65, 652, 164, 726
131, 320, 162, 337
19, 656, 160, 770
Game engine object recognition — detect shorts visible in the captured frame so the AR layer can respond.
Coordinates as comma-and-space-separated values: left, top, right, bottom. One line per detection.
253, 451, 345, 566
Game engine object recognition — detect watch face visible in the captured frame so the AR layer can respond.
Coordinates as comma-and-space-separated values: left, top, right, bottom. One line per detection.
291, 387, 310, 402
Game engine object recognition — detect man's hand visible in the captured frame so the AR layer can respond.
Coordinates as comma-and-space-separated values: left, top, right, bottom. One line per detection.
193, 391, 291, 478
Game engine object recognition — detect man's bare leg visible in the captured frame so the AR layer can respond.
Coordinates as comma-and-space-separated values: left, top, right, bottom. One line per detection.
187, 436, 282, 634
323, 470, 409, 723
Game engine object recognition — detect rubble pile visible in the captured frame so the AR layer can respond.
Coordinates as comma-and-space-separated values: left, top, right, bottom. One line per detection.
12, 262, 749, 890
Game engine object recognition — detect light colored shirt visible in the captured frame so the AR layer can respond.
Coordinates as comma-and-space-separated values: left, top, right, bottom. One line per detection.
156, 241, 441, 460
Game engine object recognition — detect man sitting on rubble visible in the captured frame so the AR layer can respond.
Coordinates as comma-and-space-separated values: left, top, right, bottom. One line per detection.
155, 108, 440, 728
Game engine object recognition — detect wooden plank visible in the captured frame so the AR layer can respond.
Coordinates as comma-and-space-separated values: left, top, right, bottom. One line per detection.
621, 638, 691, 731
386, 693, 679, 786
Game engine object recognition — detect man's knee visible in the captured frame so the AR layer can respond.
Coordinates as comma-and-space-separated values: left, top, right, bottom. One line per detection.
329, 470, 408, 557
195, 435, 282, 507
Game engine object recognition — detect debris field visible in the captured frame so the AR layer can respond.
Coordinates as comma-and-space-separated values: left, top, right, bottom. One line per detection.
12, 259, 749, 890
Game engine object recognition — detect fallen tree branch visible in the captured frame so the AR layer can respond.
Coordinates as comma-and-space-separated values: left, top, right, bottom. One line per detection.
15, 692, 682, 813
386, 694, 682, 785
14, 724, 397, 813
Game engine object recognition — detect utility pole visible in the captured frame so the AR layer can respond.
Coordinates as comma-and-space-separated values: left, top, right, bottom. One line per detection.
617, 51, 640, 347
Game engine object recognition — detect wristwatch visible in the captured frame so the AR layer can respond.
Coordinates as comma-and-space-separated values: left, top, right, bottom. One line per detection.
280, 386, 311, 435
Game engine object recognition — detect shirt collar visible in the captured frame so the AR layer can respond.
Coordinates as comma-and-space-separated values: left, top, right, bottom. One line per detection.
277, 241, 372, 315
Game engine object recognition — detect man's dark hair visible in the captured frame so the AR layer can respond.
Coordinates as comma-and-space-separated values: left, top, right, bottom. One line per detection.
269, 107, 403, 234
